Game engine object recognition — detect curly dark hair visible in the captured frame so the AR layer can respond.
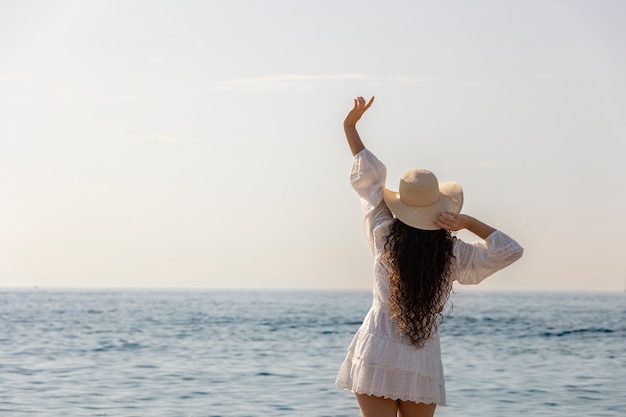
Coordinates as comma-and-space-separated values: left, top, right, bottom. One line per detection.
383, 219, 455, 347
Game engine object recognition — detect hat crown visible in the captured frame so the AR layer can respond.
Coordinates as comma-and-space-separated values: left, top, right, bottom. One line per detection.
398, 168, 440, 207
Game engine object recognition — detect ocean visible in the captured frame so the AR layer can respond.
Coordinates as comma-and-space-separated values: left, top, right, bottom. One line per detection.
1, 289, 624, 417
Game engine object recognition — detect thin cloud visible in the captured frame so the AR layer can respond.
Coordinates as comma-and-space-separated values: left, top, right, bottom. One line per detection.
208, 74, 437, 93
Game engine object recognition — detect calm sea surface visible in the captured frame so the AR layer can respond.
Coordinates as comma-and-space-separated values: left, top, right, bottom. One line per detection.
1, 289, 624, 417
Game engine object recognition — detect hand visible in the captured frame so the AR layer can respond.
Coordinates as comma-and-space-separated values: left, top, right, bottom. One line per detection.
344, 96, 375, 128
435, 211, 470, 232
435, 211, 497, 239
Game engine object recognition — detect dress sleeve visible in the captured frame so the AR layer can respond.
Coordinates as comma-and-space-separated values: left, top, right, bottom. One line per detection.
452, 230, 524, 285
350, 149, 394, 253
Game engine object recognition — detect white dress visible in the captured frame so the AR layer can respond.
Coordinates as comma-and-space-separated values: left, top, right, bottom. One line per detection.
335, 149, 524, 405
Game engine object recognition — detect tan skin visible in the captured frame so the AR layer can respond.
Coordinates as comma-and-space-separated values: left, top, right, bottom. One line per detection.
344, 97, 497, 417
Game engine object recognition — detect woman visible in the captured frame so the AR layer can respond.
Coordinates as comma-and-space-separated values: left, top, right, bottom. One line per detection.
335, 97, 524, 417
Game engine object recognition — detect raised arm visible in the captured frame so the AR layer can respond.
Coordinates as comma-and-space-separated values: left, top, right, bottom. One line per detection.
343, 96, 375, 156
435, 211, 497, 239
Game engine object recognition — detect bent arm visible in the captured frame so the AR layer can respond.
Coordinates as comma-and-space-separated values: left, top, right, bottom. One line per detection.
344, 96, 374, 156
454, 231, 524, 285
435, 212, 497, 239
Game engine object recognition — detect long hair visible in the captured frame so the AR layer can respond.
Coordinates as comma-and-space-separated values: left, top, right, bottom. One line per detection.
382, 218, 455, 347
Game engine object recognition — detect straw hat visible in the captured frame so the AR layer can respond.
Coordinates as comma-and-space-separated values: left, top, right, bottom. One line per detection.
383, 168, 463, 230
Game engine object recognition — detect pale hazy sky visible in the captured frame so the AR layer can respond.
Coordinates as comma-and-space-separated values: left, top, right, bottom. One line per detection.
1, 0, 625, 291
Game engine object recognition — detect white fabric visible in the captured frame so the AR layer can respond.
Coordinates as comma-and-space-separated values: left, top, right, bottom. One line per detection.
336, 149, 524, 405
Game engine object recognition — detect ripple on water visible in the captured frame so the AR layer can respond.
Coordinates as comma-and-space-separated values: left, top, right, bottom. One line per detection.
0, 289, 623, 417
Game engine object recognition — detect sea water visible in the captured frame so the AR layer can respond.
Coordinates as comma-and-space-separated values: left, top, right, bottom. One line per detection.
0, 289, 624, 417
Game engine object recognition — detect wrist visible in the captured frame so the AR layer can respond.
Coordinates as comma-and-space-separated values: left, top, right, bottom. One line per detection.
343, 119, 358, 128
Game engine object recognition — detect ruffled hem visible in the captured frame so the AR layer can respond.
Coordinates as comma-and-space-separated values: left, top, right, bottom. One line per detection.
335, 364, 446, 405
336, 330, 446, 405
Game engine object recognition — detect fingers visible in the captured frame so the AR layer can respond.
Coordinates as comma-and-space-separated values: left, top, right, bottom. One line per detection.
354, 96, 366, 111
354, 96, 374, 111
435, 211, 459, 230
442, 211, 457, 221
346, 96, 374, 125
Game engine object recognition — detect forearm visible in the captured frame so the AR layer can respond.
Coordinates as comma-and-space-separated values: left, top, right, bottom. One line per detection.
344, 122, 365, 156
343, 96, 374, 156
464, 216, 497, 239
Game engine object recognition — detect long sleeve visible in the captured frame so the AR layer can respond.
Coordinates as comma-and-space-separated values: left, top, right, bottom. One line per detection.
452, 230, 524, 285
350, 149, 394, 254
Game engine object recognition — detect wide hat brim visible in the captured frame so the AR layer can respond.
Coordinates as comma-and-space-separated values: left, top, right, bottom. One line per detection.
383, 181, 463, 230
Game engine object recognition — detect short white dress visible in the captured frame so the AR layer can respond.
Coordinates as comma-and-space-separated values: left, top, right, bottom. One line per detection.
335, 149, 524, 405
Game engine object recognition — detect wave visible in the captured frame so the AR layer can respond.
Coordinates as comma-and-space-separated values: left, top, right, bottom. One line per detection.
540, 328, 616, 337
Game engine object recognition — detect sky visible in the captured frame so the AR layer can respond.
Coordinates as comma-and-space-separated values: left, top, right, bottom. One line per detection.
1, 0, 625, 291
